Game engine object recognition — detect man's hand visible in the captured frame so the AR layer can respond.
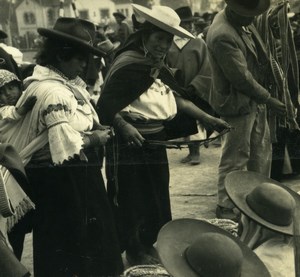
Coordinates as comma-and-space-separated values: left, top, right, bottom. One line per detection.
266, 97, 287, 117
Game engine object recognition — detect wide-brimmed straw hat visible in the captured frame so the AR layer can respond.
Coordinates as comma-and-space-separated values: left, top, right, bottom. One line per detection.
0, 30, 7, 39
132, 4, 194, 39
157, 218, 270, 277
225, 170, 299, 235
37, 17, 105, 56
225, 0, 270, 17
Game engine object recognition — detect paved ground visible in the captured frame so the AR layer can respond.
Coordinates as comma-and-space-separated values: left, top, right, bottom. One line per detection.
20, 144, 300, 275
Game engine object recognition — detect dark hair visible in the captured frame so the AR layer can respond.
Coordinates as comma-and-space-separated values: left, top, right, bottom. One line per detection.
35, 38, 89, 66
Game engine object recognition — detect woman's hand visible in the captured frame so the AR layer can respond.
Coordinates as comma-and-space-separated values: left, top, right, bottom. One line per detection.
204, 116, 232, 133
92, 129, 112, 145
113, 113, 145, 147
84, 129, 112, 148
119, 123, 145, 147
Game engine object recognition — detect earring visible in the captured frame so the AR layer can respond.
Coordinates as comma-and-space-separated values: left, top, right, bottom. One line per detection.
142, 40, 149, 57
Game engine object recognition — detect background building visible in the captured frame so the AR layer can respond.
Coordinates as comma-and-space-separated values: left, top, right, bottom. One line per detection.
0, 0, 299, 50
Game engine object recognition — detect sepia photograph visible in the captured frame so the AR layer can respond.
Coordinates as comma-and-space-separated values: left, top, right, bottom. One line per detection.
0, 0, 300, 276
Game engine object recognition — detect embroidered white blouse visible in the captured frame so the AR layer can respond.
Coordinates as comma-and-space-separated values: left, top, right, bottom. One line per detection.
9, 65, 99, 165
121, 78, 177, 121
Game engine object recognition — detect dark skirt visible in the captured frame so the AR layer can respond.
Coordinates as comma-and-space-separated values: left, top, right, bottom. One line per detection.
106, 131, 172, 253
26, 148, 123, 277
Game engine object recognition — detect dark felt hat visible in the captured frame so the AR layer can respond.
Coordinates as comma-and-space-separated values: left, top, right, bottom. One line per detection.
194, 18, 208, 27
225, 170, 300, 235
225, 0, 270, 16
0, 30, 7, 39
37, 17, 105, 56
157, 218, 271, 277
175, 6, 196, 22
113, 11, 126, 20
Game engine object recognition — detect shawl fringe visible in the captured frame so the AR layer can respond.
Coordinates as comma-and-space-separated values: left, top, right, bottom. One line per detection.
6, 196, 35, 232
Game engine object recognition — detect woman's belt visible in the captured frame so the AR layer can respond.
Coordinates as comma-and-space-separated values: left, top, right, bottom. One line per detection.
122, 115, 165, 135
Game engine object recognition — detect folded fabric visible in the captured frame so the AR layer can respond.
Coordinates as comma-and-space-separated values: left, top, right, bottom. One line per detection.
0, 144, 35, 231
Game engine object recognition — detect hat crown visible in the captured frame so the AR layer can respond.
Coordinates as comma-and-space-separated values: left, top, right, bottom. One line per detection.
37, 17, 105, 56
235, 0, 260, 9
52, 17, 95, 45
152, 5, 181, 27
175, 6, 194, 21
225, 0, 270, 16
185, 233, 243, 277
246, 182, 296, 226
132, 4, 194, 39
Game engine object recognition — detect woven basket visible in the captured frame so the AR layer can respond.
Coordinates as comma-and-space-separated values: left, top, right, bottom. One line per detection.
123, 264, 171, 277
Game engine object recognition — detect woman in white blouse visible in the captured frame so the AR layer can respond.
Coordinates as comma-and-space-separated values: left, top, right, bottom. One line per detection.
97, 4, 230, 266
3, 18, 124, 277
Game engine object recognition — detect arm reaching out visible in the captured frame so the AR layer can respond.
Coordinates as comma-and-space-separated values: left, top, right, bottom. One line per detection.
175, 96, 232, 133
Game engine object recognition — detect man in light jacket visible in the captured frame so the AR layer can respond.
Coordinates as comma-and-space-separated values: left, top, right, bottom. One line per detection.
206, 0, 287, 220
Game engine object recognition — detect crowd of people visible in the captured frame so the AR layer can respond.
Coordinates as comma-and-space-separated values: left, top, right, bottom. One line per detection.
0, 0, 299, 276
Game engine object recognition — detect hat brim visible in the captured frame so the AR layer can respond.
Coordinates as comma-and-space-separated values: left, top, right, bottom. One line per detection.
37, 28, 105, 57
157, 219, 270, 277
225, 0, 270, 16
132, 4, 194, 39
225, 171, 300, 235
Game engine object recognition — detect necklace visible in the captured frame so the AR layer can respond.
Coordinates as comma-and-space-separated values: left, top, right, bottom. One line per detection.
47, 65, 69, 80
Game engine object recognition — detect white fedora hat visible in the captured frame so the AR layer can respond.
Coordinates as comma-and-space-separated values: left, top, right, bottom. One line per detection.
132, 4, 194, 39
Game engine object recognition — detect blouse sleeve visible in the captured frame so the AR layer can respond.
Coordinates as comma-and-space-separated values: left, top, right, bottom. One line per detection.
41, 88, 84, 165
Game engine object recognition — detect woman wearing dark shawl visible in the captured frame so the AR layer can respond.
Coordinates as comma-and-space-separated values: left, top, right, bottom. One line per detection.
97, 4, 230, 265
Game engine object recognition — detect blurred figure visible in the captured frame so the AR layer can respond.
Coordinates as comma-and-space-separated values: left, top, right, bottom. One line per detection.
0, 30, 23, 66
113, 11, 133, 46
0, 30, 22, 80
167, 6, 213, 165
194, 17, 209, 39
